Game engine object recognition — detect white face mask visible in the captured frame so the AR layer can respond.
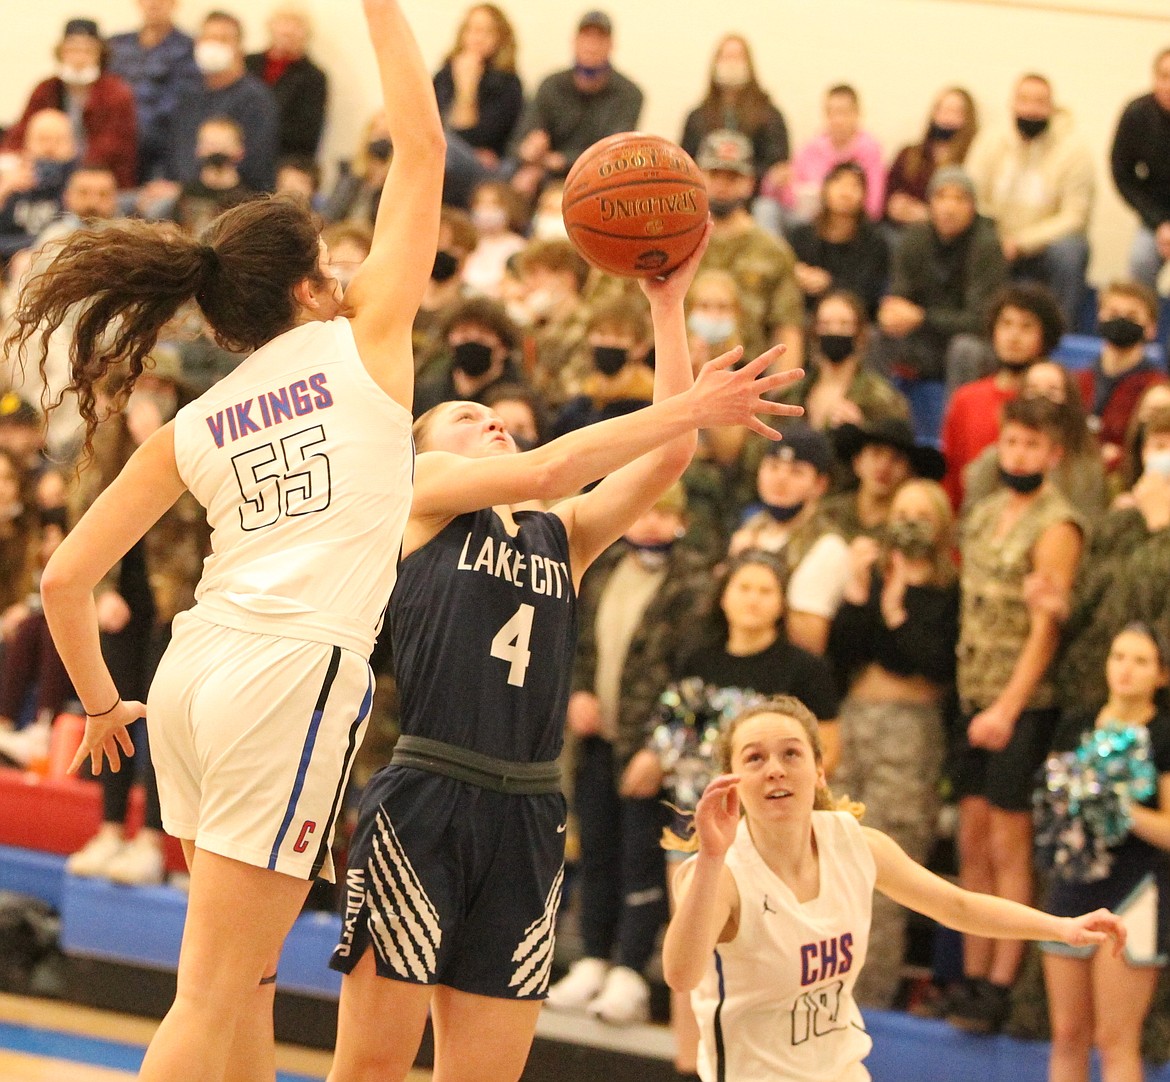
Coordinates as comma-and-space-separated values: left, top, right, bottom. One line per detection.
714, 59, 750, 89
57, 63, 100, 86
526, 287, 557, 318
195, 39, 236, 75
531, 213, 569, 241
472, 205, 509, 234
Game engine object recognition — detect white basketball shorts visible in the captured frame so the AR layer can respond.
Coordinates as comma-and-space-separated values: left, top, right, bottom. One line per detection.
147, 610, 374, 881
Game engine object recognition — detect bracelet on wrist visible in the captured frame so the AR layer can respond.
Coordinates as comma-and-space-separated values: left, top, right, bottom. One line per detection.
85, 696, 121, 718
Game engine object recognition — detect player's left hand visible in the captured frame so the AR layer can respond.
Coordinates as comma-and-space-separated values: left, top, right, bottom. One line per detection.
1059, 909, 1127, 957
68, 699, 145, 776
640, 220, 712, 307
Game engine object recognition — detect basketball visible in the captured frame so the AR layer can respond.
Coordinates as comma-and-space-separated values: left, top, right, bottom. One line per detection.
562, 132, 708, 279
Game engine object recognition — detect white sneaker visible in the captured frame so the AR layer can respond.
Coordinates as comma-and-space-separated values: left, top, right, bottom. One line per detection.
0, 720, 50, 768
66, 825, 125, 877
545, 957, 610, 1011
106, 832, 165, 886
588, 965, 650, 1025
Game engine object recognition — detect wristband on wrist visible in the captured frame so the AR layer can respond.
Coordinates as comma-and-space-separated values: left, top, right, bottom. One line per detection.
85, 696, 121, 718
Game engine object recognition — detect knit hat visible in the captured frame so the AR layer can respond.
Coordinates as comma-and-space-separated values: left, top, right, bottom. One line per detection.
927, 166, 975, 200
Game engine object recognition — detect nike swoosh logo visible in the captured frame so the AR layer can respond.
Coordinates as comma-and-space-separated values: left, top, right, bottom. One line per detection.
556, 823, 567, 833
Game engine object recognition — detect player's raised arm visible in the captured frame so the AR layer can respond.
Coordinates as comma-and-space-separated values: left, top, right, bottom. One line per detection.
346, 0, 446, 406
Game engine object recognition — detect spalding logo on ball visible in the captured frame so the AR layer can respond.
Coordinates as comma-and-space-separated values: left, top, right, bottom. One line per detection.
563, 132, 708, 279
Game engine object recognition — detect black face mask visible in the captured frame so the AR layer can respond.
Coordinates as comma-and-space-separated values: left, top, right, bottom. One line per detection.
997, 358, 1034, 375
928, 122, 961, 143
998, 466, 1044, 494
762, 500, 804, 523
452, 340, 494, 378
1015, 116, 1049, 140
200, 152, 235, 170
593, 346, 628, 376
367, 138, 392, 162
818, 334, 855, 364
432, 250, 459, 283
1099, 316, 1146, 350
709, 197, 745, 220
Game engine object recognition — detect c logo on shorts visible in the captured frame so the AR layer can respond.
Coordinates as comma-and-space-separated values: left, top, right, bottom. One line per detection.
293, 820, 317, 853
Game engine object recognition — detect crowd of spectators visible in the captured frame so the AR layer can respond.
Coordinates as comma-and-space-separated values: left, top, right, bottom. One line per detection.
3, 0, 1170, 1063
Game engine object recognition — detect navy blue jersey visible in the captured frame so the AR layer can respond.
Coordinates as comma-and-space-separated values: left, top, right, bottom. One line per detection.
389, 508, 577, 762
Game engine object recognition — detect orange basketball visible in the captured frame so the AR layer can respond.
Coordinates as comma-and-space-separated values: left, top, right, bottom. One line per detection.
562, 132, 708, 279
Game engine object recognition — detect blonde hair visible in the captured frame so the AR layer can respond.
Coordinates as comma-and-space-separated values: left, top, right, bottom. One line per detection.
662, 696, 862, 853
446, 4, 518, 73
886, 478, 957, 588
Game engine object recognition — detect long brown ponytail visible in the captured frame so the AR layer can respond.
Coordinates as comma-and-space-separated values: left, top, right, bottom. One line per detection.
4, 195, 324, 459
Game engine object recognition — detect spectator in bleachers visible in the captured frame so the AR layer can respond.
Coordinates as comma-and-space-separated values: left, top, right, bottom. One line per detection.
514, 237, 592, 406
0, 110, 77, 261
433, 4, 524, 205
696, 130, 803, 364
963, 361, 1108, 524
0, 446, 39, 651
142, 9, 279, 212
508, 10, 643, 198
554, 296, 653, 435
321, 221, 373, 294
679, 35, 790, 195
274, 155, 321, 210
412, 207, 478, 378
1118, 382, 1170, 495
829, 477, 959, 1006
464, 180, 528, 297
774, 290, 909, 434
1075, 281, 1168, 474
873, 167, 1008, 437
685, 269, 761, 370
107, 0, 201, 184
1111, 48, 1170, 291
414, 295, 527, 417
2, 19, 137, 192
245, 6, 327, 161
552, 486, 711, 1025
172, 116, 257, 236
38, 164, 118, 240
966, 73, 1094, 328
769, 84, 885, 225
940, 282, 1064, 509
789, 161, 889, 317
319, 111, 392, 227
0, 396, 46, 480
1058, 404, 1170, 713
529, 178, 569, 241
949, 395, 1084, 1035
884, 87, 978, 232
823, 418, 945, 541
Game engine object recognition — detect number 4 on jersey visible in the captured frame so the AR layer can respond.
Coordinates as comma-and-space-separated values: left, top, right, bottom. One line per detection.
490, 604, 534, 687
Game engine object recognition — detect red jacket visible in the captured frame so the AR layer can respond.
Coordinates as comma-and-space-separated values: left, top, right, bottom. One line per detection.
941, 377, 1017, 510
2, 74, 138, 190
1076, 365, 1168, 463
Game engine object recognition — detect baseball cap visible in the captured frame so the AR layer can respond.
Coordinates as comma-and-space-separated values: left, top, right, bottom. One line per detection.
63, 18, 101, 41
697, 129, 754, 177
578, 10, 612, 34
762, 425, 833, 475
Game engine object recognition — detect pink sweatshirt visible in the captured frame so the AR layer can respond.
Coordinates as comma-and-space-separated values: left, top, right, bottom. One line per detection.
772, 131, 887, 221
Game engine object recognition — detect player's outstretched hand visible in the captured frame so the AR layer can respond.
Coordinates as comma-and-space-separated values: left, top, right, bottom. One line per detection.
689, 345, 804, 439
1058, 909, 1127, 958
68, 699, 144, 776
694, 774, 741, 859
639, 219, 713, 308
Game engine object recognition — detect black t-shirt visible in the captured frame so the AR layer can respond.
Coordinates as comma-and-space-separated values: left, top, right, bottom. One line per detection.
676, 638, 840, 721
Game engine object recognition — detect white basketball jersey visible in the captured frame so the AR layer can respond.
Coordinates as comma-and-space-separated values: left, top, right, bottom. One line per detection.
691, 812, 876, 1082
173, 317, 413, 657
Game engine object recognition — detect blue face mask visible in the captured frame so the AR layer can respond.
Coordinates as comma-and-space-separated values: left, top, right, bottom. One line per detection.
762, 500, 804, 523
574, 62, 610, 80
688, 312, 735, 346
1145, 450, 1170, 478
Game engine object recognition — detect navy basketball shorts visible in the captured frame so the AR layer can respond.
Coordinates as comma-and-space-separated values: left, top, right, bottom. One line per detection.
147, 610, 374, 882
330, 766, 567, 999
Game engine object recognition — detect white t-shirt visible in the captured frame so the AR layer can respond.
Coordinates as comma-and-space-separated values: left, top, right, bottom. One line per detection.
691, 812, 876, 1082
787, 533, 850, 619
174, 317, 414, 657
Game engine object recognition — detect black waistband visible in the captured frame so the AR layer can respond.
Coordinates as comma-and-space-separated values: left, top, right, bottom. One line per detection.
390, 734, 562, 795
